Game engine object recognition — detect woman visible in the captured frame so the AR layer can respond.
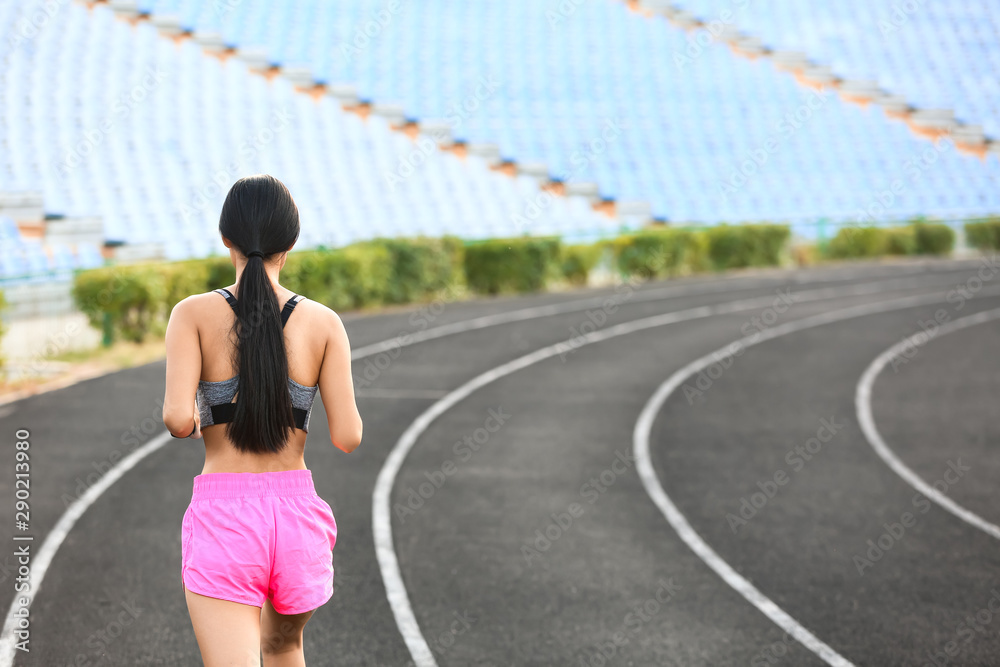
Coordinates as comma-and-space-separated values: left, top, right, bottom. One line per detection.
162, 174, 363, 666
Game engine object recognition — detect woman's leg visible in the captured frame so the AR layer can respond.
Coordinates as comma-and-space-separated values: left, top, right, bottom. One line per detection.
185, 587, 263, 666
259, 599, 314, 667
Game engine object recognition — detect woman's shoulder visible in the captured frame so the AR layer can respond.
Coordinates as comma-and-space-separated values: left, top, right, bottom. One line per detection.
168, 289, 232, 319
291, 296, 345, 330
283, 297, 351, 358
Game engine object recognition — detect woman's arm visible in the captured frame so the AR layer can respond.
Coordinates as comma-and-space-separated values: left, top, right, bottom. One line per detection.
163, 297, 203, 439
317, 309, 363, 453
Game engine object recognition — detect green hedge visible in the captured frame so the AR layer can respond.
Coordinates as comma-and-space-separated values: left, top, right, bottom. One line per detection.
463, 237, 561, 294
369, 236, 464, 303
72, 222, 897, 345
271, 238, 466, 310
282, 244, 391, 311
560, 244, 604, 286
91, 220, 989, 345
611, 228, 698, 278
965, 219, 1000, 252
610, 224, 791, 278
704, 224, 790, 270
162, 257, 235, 313
73, 265, 168, 343
912, 222, 954, 255
75, 237, 465, 343
826, 226, 887, 259
826, 222, 955, 259
882, 226, 917, 256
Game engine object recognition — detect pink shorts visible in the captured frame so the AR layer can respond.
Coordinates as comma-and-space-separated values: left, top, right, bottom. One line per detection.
181, 469, 337, 615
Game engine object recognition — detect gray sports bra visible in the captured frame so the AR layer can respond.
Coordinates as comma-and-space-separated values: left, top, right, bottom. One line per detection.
196, 288, 319, 432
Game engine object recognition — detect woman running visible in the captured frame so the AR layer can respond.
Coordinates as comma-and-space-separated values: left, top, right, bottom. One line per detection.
162, 174, 363, 666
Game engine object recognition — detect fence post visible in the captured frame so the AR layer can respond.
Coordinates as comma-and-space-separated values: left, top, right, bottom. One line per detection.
817, 217, 829, 253
102, 312, 113, 347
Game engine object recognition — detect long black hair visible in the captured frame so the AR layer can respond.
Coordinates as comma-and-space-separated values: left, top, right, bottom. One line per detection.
218, 174, 301, 454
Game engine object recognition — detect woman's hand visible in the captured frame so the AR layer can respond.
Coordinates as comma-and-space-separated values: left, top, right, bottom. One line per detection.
189, 403, 202, 439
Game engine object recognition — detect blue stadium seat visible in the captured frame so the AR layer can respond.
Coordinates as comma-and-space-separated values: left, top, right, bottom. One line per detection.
3, 0, 998, 259
0, 2, 612, 262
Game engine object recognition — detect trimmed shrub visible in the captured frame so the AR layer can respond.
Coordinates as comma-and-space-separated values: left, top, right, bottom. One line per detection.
284, 238, 463, 308
611, 224, 790, 277
611, 228, 697, 279
826, 226, 888, 259
369, 236, 463, 303
965, 219, 1000, 252
161, 259, 214, 312
66, 223, 814, 345
282, 249, 342, 308
911, 222, 954, 255
72, 236, 467, 343
201, 256, 238, 292
72, 265, 167, 343
704, 224, 790, 270
282, 245, 391, 311
826, 222, 955, 259
339, 243, 394, 307
882, 226, 917, 256
463, 237, 561, 294
560, 244, 603, 286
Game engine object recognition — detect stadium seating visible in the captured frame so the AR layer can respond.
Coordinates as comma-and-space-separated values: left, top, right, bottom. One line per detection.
670, 0, 1000, 137
0, 212, 104, 282
0, 1, 612, 264
3, 0, 999, 270
125, 0, 999, 227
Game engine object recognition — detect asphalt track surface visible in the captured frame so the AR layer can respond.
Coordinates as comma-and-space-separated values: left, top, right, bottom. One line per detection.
1, 259, 998, 666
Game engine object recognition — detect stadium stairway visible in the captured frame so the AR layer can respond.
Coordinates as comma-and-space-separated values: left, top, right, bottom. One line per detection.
89, 0, 1000, 227
80, 0, 644, 224
630, 0, 1000, 159
2, 1, 618, 263
0, 192, 105, 285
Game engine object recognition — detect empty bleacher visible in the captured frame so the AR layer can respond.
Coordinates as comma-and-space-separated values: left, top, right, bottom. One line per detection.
669, 0, 1000, 138
125, 0, 999, 228
0, 1, 611, 266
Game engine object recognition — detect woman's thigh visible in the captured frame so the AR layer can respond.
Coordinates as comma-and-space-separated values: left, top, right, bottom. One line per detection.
185, 587, 262, 667
260, 598, 314, 655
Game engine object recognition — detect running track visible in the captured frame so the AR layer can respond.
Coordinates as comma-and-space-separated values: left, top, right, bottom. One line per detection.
2, 259, 999, 666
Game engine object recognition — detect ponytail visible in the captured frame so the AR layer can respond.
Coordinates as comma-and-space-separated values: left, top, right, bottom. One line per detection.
218, 175, 301, 454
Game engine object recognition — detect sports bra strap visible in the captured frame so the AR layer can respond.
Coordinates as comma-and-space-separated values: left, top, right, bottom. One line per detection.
215, 288, 238, 312
215, 289, 303, 328
280, 295, 304, 327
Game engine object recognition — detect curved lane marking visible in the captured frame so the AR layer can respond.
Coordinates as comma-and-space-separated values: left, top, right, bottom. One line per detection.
633, 287, 1000, 667
0, 272, 790, 665
376, 281, 998, 666
0, 267, 983, 665
856, 307, 1000, 540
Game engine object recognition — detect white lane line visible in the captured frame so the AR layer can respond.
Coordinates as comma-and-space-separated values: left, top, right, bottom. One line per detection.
0, 273, 797, 667
349, 265, 948, 360
373, 279, 986, 667
350, 277, 781, 359
632, 287, 1000, 667
0, 430, 172, 660
356, 388, 450, 400
0, 266, 979, 666
856, 307, 1000, 541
